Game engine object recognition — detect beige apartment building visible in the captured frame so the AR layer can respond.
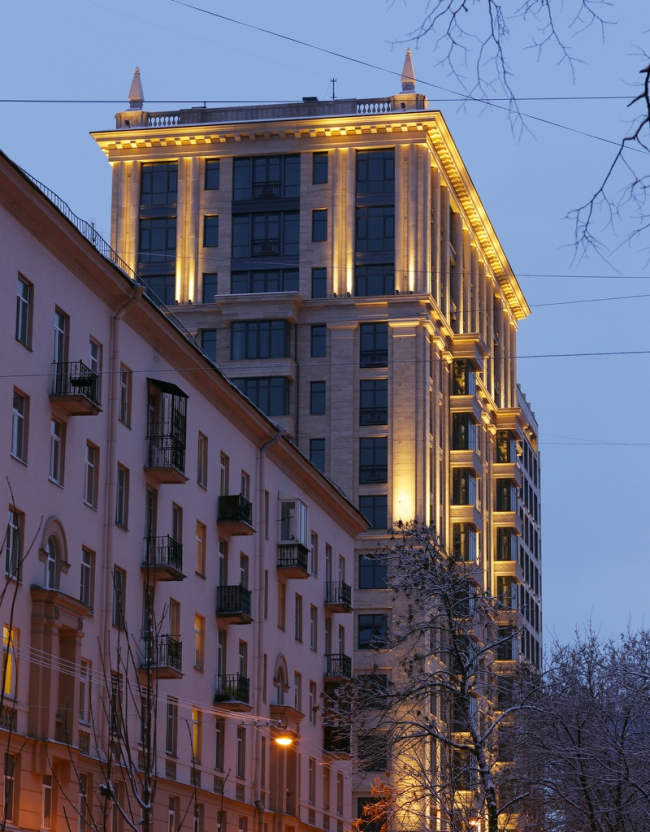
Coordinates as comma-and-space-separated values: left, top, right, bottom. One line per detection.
92, 54, 543, 822
0, 149, 367, 831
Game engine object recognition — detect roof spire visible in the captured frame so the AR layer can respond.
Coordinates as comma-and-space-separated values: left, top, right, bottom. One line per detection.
128, 67, 144, 110
401, 49, 416, 92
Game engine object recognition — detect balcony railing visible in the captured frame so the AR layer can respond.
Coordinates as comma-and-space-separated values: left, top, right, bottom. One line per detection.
252, 238, 281, 257
215, 584, 253, 623
359, 465, 388, 485
324, 653, 352, 679
143, 535, 183, 574
360, 350, 388, 368
360, 407, 388, 426
51, 361, 101, 414
325, 581, 352, 611
214, 673, 250, 705
217, 494, 255, 535
147, 435, 186, 478
253, 181, 281, 199
277, 542, 309, 577
141, 635, 182, 675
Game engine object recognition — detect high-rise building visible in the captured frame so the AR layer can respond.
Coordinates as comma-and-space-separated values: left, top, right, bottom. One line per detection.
93, 52, 542, 820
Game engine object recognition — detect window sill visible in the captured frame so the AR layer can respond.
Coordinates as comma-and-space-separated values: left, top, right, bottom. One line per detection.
83, 501, 98, 511
48, 478, 64, 489
9, 454, 27, 467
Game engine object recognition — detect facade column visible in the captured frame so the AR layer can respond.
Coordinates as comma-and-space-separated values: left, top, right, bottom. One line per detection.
186, 156, 200, 302
441, 186, 450, 319
112, 160, 140, 274
390, 321, 419, 524
328, 323, 357, 498
431, 165, 441, 303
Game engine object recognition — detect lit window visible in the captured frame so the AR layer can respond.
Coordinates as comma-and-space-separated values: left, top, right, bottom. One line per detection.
196, 522, 206, 577
194, 614, 205, 670
2, 626, 18, 698
191, 708, 202, 763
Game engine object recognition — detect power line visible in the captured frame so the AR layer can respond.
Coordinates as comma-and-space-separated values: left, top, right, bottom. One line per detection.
0, 95, 632, 104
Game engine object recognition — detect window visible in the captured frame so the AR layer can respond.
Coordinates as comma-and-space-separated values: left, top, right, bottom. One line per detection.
16, 277, 32, 347
356, 264, 394, 297
109, 673, 123, 737
168, 797, 178, 832
278, 582, 286, 630
233, 155, 300, 200
194, 805, 204, 832
311, 324, 327, 357
310, 532, 318, 576
53, 308, 68, 364
196, 522, 206, 576
452, 359, 476, 396
497, 626, 515, 661
496, 479, 516, 511
231, 268, 298, 294
241, 471, 250, 500
84, 443, 99, 508
79, 659, 90, 723
295, 594, 303, 641
201, 329, 217, 361
115, 465, 129, 528
166, 697, 179, 755
191, 709, 202, 762
118, 365, 132, 426
358, 613, 388, 649
6, 509, 21, 579
141, 162, 178, 205
312, 209, 328, 242
143, 275, 175, 305
358, 734, 389, 771
360, 380, 388, 426
2, 626, 17, 698
215, 717, 225, 770
452, 469, 476, 506
310, 381, 326, 415
308, 758, 317, 804
359, 437, 388, 484
80, 548, 94, 609
232, 212, 299, 258
169, 599, 181, 638
309, 681, 318, 725
205, 159, 221, 190
197, 433, 208, 487
49, 419, 64, 485
112, 567, 125, 628
312, 267, 327, 298
139, 218, 177, 265
336, 772, 344, 815
452, 413, 477, 451
231, 377, 289, 417
356, 149, 395, 194
45, 536, 60, 590
202, 272, 218, 303
310, 605, 317, 651
195, 614, 205, 669
204, 215, 219, 247
216, 629, 226, 679
359, 495, 388, 530
323, 765, 330, 810
452, 524, 477, 562
236, 726, 246, 778
231, 320, 290, 360
280, 500, 309, 544
294, 672, 302, 712
360, 323, 388, 367
220, 453, 229, 496
356, 206, 394, 252
11, 391, 28, 462
313, 152, 328, 184
89, 339, 102, 401
42, 774, 52, 829
3, 753, 15, 823
310, 439, 325, 472
359, 555, 387, 589
79, 772, 90, 832
261, 736, 267, 788
239, 553, 249, 588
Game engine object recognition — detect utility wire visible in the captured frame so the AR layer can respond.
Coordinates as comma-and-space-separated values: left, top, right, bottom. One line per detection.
0, 95, 633, 104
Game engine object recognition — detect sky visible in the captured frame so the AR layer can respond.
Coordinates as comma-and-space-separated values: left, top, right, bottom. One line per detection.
2, 0, 649, 646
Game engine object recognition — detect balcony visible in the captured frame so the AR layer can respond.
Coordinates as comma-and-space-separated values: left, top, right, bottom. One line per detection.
142, 535, 185, 581
325, 581, 352, 613
253, 181, 281, 199
139, 635, 182, 680
214, 673, 251, 711
217, 494, 255, 535
146, 436, 188, 484
359, 465, 388, 485
215, 585, 253, 625
252, 238, 280, 257
50, 361, 101, 415
323, 725, 351, 756
277, 543, 309, 578
359, 407, 388, 426
360, 350, 388, 369
324, 653, 352, 681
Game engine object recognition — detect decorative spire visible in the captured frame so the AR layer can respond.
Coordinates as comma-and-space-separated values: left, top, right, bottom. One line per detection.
401, 49, 416, 92
128, 67, 144, 110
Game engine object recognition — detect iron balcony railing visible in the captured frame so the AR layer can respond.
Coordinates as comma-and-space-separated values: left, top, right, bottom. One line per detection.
252, 238, 281, 257
325, 581, 352, 608
360, 350, 388, 368
214, 673, 250, 704
360, 407, 388, 426
52, 361, 100, 406
359, 465, 388, 485
218, 494, 253, 526
144, 535, 183, 572
215, 585, 252, 618
253, 181, 282, 199
147, 435, 186, 473
277, 543, 309, 572
141, 635, 182, 672
324, 653, 352, 679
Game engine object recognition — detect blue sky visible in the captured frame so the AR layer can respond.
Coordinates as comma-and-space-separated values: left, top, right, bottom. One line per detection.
2, 0, 649, 643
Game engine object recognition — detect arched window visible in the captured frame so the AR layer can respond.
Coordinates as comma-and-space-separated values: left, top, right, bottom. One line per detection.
45, 536, 60, 590
276, 666, 285, 705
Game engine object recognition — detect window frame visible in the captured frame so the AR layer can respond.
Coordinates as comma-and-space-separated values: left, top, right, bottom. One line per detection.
112, 567, 126, 629
84, 442, 99, 509
115, 465, 129, 528
49, 418, 65, 486
313, 152, 328, 185
16, 276, 32, 348
80, 548, 95, 610
311, 325, 327, 358
312, 209, 328, 242
203, 215, 220, 248
11, 390, 28, 463
358, 613, 388, 650
310, 381, 326, 415
205, 159, 221, 191
118, 365, 132, 427
197, 433, 208, 487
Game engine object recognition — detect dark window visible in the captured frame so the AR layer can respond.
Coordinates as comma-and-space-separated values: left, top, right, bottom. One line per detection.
356, 264, 394, 297
204, 216, 219, 247
16, 277, 32, 348
360, 323, 388, 368
142, 275, 175, 305
202, 273, 218, 303
312, 209, 327, 242
452, 469, 476, 506
231, 320, 290, 360
358, 555, 387, 589
452, 359, 476, 395
496, 528, 515, 561
141, 162, 178, 205
495, 479, 514, 511
312, 268, 327, 299
496, 431, 514, 463
359, 495, 388, 530
451, 413, 476, 450
497, 626, 515, 661
310, 439, 325, 472
205, 159, 220, 190
358, 614, 388, 649
201, 330, 217, 361
233, 155, 300, 200
231, 377, 289, 417
356, 206, 394, 252
311, 325, 327, 358
310, 381, 326, 415
359, 438, 387, 484
357, 798, 384, 832
452, 523, 476, 562
231, 269, 298, 294
313, 153, 328, 184
356, 149, 394, 195
139, 218, 176, 265
232, 212, 299, 258
360, 380, 387, 426
357, 734, 389, 771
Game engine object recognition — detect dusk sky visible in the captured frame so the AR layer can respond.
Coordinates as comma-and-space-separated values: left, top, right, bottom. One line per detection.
3, 0, 648, 645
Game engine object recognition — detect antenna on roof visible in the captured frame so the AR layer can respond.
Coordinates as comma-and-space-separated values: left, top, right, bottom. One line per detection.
330, 78, 337, 101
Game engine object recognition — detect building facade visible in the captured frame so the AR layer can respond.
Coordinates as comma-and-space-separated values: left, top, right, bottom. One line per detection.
0, 150, 367, 831
92, 54, 543, 823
